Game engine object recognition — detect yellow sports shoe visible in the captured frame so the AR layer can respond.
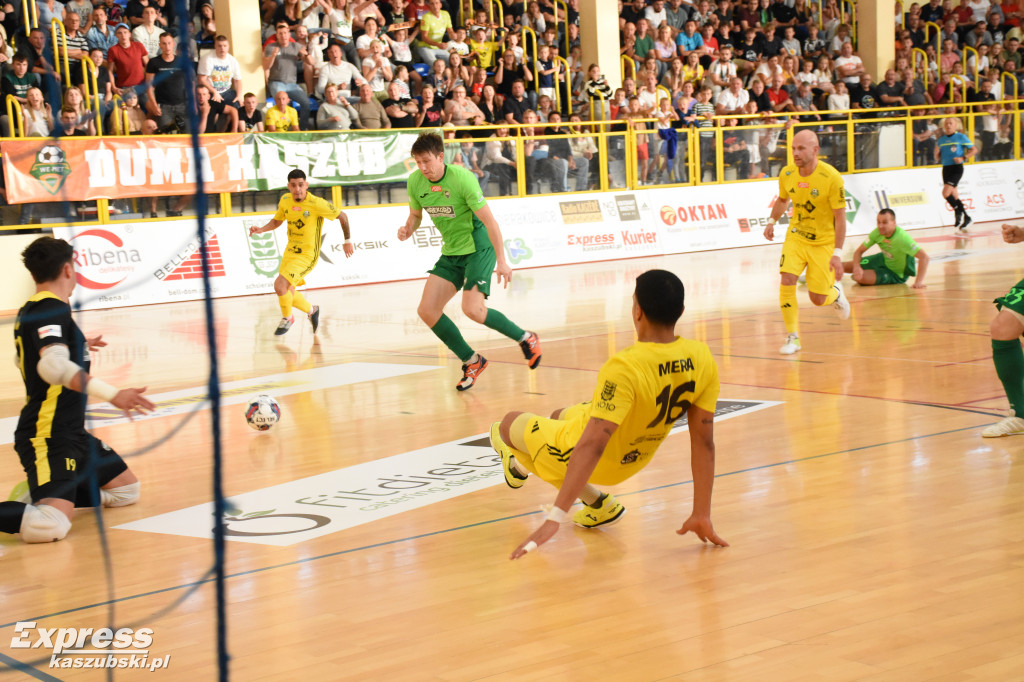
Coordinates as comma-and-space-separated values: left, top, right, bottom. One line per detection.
572, 494, 626, 528
490, 422, 528, 489
7, 480, 30, 503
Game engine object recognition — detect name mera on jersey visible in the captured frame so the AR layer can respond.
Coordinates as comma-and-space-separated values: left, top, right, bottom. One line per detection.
658, 357, 695, 376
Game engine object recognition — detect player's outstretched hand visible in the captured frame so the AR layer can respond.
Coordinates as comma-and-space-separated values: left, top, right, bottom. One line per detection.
397, 224, 414, 241
763, 223, 775, 241
1002, 223, 1024, 244
510, 519, 560, 560
343, 242, 355, 257
86, 335, 107, 352
111, 387, 156, 421
911, 281, 927, 289
248, 225, 262, 237
676, 514, 729, 547
495, 261, 513, 288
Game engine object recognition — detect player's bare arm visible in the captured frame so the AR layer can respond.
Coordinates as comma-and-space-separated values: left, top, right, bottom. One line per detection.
510, 417, 617, 560
474, 203, 513, 288
37, 344, 155, 419
764, 196, 790, 241
676, 405, 728, 547
250, 218, 283, 236
911, 249, 929, 289
339, 211, 355, 257
397, 208, 423, 241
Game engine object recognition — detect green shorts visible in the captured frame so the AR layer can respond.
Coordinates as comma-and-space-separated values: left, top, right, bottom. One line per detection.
429, 247, 496, 297
994, 277, 1024, 315
860, 253, 908, 285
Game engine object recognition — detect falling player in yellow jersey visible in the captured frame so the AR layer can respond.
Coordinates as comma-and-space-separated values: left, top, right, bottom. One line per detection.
490, 269, 728, 559
249, 169, 354, 335
764, 129, 851, 355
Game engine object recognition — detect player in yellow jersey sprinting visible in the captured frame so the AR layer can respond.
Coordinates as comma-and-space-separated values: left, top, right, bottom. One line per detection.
764, 129, 851, 355
250, 169, 354, 335
489, 269, 729, 559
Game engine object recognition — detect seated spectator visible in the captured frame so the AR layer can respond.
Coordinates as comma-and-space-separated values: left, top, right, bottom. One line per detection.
761, 22, 784, 57
132, 6, 164, 57
535, 93, 555, 121
827, 79, 849, 114
445, 51, 471, 93
383, 23, 421, 93
237, 91, 265, 131
265, 89, 301, 130
755, 54, 784, 83
423, 57, 449, 98
483, 125, 517, 195
766, 73, 795, 111
59, 12, 90, 87
747, 76, 772, 112
316, 43, 365, 100
86, 48, 114, 108
417, 83, 443, 125
63, 85, 95, 134
966, 19, 995, 46
119, 87, 154, 133
107, 23, 148, 95
57, 106, 88, 136
23, 86, 53, 136
415, 0, 453, 64
716, 76, 750, 114
317, 82, 361, 129
381, 79, 418, 127
2, 54, 35, 111
676, 19, 704, 58
781, 25, 801, 56
707, 46, 736, 96
803, 24, 826, 59
500, 77, 530, 123
444, 84, 484, 126
735, 27, 762, 77
361, 38, 392, 94
198, 35, 242, 107
355, 17, 389, 60
792, 82, 820, 119
199, 83, 237, 132
834, 41, 865, 85
351, 81, 389, 127
264, 21, 312, 129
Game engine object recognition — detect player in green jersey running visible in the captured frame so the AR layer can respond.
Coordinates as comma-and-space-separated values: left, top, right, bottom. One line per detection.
983, 223, 1024, 437
398, 131, 542, 391
841, 209, 930, 288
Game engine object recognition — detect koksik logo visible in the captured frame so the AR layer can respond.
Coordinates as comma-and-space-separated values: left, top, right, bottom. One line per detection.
69, 229, 141, 289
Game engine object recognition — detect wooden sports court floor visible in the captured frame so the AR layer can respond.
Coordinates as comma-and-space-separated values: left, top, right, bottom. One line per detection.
0, 221, 1022, 680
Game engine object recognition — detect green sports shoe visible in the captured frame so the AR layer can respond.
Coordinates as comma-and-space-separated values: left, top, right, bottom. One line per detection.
7, 480, 30, 503
572, 494, 626, 528
489, 422, 528, 489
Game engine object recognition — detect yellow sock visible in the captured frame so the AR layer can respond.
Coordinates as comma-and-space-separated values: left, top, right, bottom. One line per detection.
780, 285, 799, 335
278, 291, 293, 318
822, 286, 839, 306
291, 290, 311, 314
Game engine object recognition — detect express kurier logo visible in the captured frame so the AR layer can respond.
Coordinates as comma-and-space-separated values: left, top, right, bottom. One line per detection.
29, 144, 72, 195
244, 222, 282, 278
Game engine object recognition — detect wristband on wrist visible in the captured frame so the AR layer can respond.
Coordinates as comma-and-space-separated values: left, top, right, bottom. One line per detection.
344, 239, 353, 244
545, 506, 568, 524
85, 377, 119, 403
833, 247, 842, 258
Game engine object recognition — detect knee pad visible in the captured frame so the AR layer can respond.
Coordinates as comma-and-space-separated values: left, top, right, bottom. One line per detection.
100, 482, 140, 508
20, 504, 71, 543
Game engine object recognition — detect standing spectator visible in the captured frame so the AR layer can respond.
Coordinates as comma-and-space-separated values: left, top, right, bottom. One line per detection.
316, 83, 360, 129
36, 0, 65, 27
351, 82, 388, 128
264, 21, 313, 130
316, 43, 365, 100
58, 12, 89, 89
969, 77, 1000, 158
145, 32, 188, 131
722, 118, 751, 179
237, 91, 265, 131
355, 17, 389, 60
107, 23, 148, 94
198, 35, 242, 107
546, 111, 587, 192
265, 90, 300, 131
483, 125, 517, 195
85, 6, 117, 56
65, 0, 93, 26
535, 43, 556, 103
322, 0, 359, 65
415, 0, 453, 65
383, 24, 421, 93
583, 63, 613, 118
131, 6, 163, 57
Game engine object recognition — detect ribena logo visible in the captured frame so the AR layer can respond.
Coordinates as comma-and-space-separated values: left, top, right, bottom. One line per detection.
69, 229, 141, 290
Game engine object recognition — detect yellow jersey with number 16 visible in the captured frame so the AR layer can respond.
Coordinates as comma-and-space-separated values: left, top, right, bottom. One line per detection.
583, 336, 720, 485
778, 160, 845, 246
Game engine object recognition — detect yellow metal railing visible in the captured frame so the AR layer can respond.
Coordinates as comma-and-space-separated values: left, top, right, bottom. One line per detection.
1, 100, 1022, 227
553, 55, 570, 114
962, 44, 979, 91
50, 17, 71, 90
911, 47, 930, 91
520, 25, 537, 93
621, 54, 635, 81
81, 55, 103, 136
21, 0, 38, 36
924, 21, 941, 50
5, 94, 25, 137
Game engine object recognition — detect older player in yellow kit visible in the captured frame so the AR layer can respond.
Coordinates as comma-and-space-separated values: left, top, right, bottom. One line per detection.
489, 269, 728, 559
249, 168, 354, 335
764, 129, 851, 355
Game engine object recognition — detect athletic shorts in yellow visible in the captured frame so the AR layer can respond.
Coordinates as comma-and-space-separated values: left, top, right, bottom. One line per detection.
508, 403, 590, 487
780, 237, 835, 295
279, 253, 317, 287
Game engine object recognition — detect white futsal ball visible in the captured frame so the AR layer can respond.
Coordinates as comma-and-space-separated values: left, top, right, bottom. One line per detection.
245, 394, 281, 431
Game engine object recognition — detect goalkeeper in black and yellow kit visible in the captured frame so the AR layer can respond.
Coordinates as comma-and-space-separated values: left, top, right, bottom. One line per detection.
0, 238, 154, 543
489, 269, 729, 559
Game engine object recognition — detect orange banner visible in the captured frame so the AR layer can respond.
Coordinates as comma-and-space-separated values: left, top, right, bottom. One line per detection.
1, 135, 248, 203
